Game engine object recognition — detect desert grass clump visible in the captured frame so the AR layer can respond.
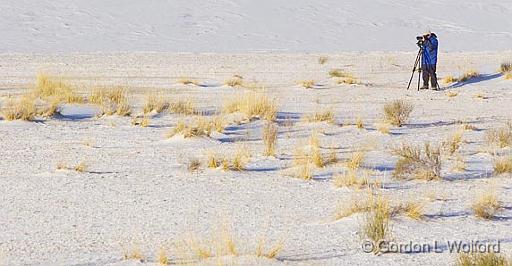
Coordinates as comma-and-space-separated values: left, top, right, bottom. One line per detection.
493, 156, 512, 175
505, 73, 512, 80
123, 248, 144, 262
310, 132, 324, 168
375, 122, 391, 134
231, 146, 250, 171
157, 248, 169, 265
346, 150, 365, 170
355, 117, 364, 129
188, 158, 201, 172
392, 143, 442, 180
143, 93, 168, 114
333, 171, 371, 189
443, 75, 458, 84
334, 194, 373, 220
299, 80, 316, 89
95, 87, 132, 116
293, 146, 313, 180
73, 162, 88, 173
223, 93, 277, 121
383, 100, 413, 127
363, 194, 391, 250
446, 91, 459, 97
224, 76, 244, 87
444, 129, 464, 155
35, 73, 84, 103
169, 99, 196, 115
1, 95, 37, 121
255, 238, 284, 259
472, 191, 502, 220
458, 252, 509, 266
499, 62, 512, 73
393, 201, 424, 220
167, 119, 213, 138
459, 70, 480, 82
178, 78, 199, 86
485, 123, 512, 148
318, 56, 328, 65
263, 122, 278, 156
303, 109, 335, 124
329, 69, 351, 78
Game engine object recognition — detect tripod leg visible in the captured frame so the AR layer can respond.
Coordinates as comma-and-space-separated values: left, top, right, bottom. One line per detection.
406, 49, 422, 90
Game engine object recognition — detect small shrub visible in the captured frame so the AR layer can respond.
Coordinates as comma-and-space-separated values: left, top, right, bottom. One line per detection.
383, 100, 413, 127
444, 129, 464, 155
375, 122, 391, 134
318, 56, 328, 65
223, 93, 277, 121
1, 95, 37, 121
459, 70, 479, 82
299, 80, 316, 89
458, 252, 509, 266
443, 75, 458, 84
74, 162, 88, 173
167, 119, 210, 138
499, 62, 512, 73
363, 194, 391, 250
329, 69, 351, 78
472, 192, 502, 219
143, 93, 168, 114
157, 249, 169, 265
35, 74, 83, 103
293, 145, 313, 180
393, 143, 442, 180
485, 123, 512, 148
505, 73, 512, 80
493, 156, 512, 174
346, 150, 365, 170
355, 117, 364, 129
393, 201, 424, 220
188, 158, 201, 172
169, 100, 196, 115
263, 122, 278, 156
225, 77, 244, 87
303, 109, 335, 124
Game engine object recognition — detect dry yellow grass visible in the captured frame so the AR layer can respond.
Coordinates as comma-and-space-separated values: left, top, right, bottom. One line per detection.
293, 145, 313, 180
334, 193, 374, 220
263, 122, 278, 156
178, 78, 200, 85
458, 252, 510, 266
167, 118, 212, 138
485, 123, 512, 148
143, 93, 168, 114
393, 143, 442, 180
443, 75, 458, 84
337, 77, 359, 85
223, 93, 277, 121
299, 80, 316, 89
123, 248, 144, 262
444, 129, 464, 155
224, 77, 244, 87
493, 156, 512, 174
318, 56, 328, 65
393, 201, 424, 220
328, 69, 351, 78
505, 73, 512, 80
500, 62, 512, 73
169, 100, 196, 115
40, 97, 61, 117
303, 109, 335, 124
355, 117, 364, 129
74, 162, 88, 173
459, 70, 480, 82
35, 74, 84, 103
1, 95, 37, 121
363, 194, 391, 251
346, 150, 365, 170
472, 191, 502, 219
255, 238, 284, 259
375, 122, 391, 134
157, 248, 169, 265
383, 100, 413, 127
333, 171, 370, 189
446, 91, 458, 97
94, 87, 132, 116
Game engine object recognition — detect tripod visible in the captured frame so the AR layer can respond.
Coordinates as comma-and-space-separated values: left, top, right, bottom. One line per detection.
406, 45, 424, 91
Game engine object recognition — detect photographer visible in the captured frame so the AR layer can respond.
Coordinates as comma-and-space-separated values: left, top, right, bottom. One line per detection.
420, 32, 439, 90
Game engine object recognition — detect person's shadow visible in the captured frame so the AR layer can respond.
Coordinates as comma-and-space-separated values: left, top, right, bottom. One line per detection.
450, 73, 503, 88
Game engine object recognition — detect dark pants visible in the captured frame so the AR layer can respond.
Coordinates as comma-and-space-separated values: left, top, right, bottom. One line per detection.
422, 64, 438, 89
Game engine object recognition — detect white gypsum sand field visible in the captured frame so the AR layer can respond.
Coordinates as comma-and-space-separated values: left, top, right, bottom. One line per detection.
0, 52, 512, 265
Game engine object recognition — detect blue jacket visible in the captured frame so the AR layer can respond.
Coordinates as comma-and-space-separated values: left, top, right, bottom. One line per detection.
422, 35, 438, 66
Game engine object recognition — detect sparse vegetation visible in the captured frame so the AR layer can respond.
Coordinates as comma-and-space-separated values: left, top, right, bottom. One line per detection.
329, 69, 350, 78
74, 162, 88, 172
223, 93, 277, 121
355, 117, 364, 129
225, 76, 244, 87
263, 122, 278, 156
303, 109, 335, 124
505, 73, 512, 80
167, 118, 216, 138
169, 100, 197, 115
123, 248, 144, 262
485, 123, 512, 148
143, 93, 168, 114
444, 129, 464, 155
443, 75, 458, 84
318, 56, 328, 65
458, 252, 509, 266
493, 156, 512, 174
93, 87, 132, 116
393, 201, 424, 220
188, 158, 201, 172
1, 95, 37, 121
383, 100, 413, 127
375, 122, 391, 134
346, 150, 365, 170
393, 143, 442, 180
35, 74, 84, 103
472, 191, 502, 220
459, 70, 480, 82
363, 194, 391, 251
299, 80, 316, 89
446, 91, 458, 97
499, 62, 512, 73
178, 78, 199, 85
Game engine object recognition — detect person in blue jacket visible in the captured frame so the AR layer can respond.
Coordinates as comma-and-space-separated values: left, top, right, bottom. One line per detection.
421, 32, 439, 90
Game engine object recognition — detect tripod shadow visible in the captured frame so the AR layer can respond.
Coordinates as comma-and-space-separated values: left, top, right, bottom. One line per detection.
449, 73, 503, 88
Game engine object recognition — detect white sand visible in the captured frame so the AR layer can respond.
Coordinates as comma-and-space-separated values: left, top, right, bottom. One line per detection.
1, 0, 512, 53
0, 52, 511, 265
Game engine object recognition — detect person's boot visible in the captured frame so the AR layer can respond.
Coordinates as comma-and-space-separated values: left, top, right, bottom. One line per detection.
419, 84, 429, 90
